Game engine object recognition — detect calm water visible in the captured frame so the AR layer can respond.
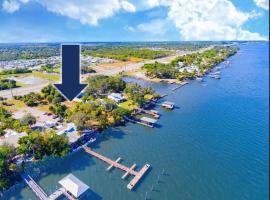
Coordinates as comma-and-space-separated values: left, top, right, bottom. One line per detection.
3, 42, 269, 200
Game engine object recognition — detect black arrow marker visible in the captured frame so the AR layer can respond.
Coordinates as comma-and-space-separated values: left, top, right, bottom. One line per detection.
54, 44, 87, 101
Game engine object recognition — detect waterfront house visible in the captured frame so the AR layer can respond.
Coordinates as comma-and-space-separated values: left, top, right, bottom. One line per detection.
57, 123, 81, 144
59, 174, 89, 199
44, 121, 56, 128
108, 93, 125, 103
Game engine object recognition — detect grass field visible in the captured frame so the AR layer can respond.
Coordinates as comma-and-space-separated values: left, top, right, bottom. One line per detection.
32, 71, 59, 81
0, 72, 32, 79
119, 100, 138, 111
1, 99, 26, 112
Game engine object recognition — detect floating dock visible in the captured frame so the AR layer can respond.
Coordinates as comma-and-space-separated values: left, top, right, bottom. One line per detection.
83, 146, 150, 190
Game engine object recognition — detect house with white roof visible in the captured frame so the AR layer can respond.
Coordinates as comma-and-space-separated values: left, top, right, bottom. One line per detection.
57, 123, 81, 144
108, 93, 125, 103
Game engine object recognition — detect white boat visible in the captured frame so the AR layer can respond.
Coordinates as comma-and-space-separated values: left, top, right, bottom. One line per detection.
209, 74, 221, 79
161, 101, 175, 109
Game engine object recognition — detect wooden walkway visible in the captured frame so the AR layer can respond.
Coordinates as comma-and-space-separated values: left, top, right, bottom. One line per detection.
83, 146, 150, 190
20, 172, 48, 200
20, 172, 74, 200
124, 116, 154, 128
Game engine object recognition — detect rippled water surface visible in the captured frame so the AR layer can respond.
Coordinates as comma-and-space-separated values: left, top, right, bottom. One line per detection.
3, 42, 269, 200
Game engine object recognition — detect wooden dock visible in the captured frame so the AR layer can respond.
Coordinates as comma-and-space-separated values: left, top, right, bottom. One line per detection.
137, 108, 160, 119
83, 146, 150, 190
124, 116, 154, 128
20, 172, 74, 200
127, 164, 150, 190
172, 81, 188, 91
20, 172, 48, 200
107, 157, 122, 171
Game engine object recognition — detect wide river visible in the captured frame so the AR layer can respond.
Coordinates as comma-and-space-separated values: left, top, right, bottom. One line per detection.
3, 42, 269, 200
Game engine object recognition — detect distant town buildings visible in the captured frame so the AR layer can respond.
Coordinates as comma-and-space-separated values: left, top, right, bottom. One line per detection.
0, 56, 116, 71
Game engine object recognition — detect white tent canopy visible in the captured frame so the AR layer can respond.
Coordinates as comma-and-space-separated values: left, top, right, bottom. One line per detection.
59, 174, 89, 198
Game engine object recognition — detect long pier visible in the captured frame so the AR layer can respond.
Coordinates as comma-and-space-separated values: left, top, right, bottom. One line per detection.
20, 172, 48, 200
20, 172, 74, 200
83, 146, 150, 190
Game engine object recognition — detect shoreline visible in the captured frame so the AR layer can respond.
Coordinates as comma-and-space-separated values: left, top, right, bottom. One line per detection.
0, 46, 237, 196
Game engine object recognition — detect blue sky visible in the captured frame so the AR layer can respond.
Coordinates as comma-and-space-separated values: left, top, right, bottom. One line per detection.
0, 0, 269, 42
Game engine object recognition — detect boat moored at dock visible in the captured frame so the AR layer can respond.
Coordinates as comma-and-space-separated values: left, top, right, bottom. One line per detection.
161, 101, 175, 109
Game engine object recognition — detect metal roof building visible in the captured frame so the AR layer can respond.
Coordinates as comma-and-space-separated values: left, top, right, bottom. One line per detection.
59, 174, 89, 199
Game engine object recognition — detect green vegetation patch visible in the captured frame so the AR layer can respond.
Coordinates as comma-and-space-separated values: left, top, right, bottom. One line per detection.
0, 79, 17, 90
82, 47, 170, 61
142, 47, 238, 81
32, 71, 59, 81
119, 100, 138, 111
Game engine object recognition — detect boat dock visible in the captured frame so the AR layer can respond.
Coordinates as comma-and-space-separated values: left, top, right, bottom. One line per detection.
137, 108, 160, 118
107, 157, 122, 171
124, 116, 155, 128
20, 172, 48, 200
20, 172, 77, 200
83, 146, 150, 190
172, 81, 188, 91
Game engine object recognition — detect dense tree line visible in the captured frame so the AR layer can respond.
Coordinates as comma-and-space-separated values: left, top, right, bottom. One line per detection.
0, 79, 16, 90
67, 99, 129, 131
0, 145, 17, 192
85, 75, 126, 97
82, 47, 170, 61
0, 68, 32, 75
17, 130, 70, 160
14, 92, 42, 107
0, 46, 59, 61
0, 108, 31, 136
14, 85, 65, 106
142, 47, 238, 80
41, 84, 65, 103
124, 83, 156, 107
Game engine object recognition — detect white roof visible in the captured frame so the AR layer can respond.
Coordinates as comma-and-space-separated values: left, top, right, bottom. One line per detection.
140, 117, 157, 124
108, 93, 124, 99
59, 174, 89, 198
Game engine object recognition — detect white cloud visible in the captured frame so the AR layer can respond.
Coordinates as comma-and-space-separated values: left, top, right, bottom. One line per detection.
2, 0, 266, 41
142, 0, 266, 40
2, 0, 136, 25
121, 0, 136, 12
125, 26, 135, 32
2, 0, 20, 13
136, 19, 169, 35
254, 0, 269, 10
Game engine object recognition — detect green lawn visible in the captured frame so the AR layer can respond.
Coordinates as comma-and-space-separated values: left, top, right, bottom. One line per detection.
118, 100, 138, 111
0, 73, 32, 79
32, 71, 60, 81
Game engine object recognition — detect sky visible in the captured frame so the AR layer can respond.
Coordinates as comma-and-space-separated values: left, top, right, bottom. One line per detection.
0, 0, 269, 42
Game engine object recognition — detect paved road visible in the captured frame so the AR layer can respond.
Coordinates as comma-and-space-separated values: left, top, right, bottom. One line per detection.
0, 83, 49, 99
0, 46, 214, 99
